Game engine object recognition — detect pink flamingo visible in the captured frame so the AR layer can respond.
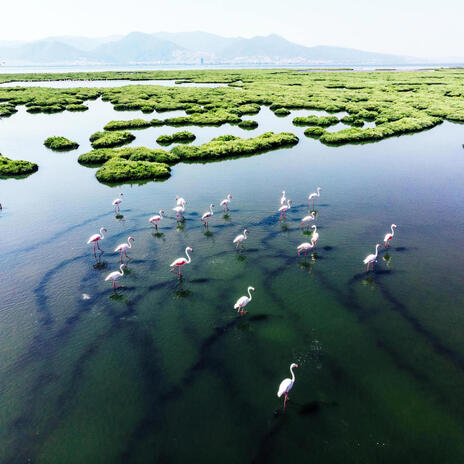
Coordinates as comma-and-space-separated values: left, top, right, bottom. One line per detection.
308, 187, 321, 209
114, 236, 135, 262
220, 194, 232, 211
172, 205, 185, 222
201, 204, 215, 227
301, 211, 316, 230
384, 224, 397, 248
105, 264, 127, 289
170, 246, 193, 277
87, 227, 107, 255
277, 363, 299, 409
149, 210, 165, 230
279, 199, 292, 220
363, 244, 382, 272
112, 192, 123, 213
310, 225, 319, 247
297, 240, 315, 256
234, 286, 255, 314
176, 195, 187, 207
233, 229, 249, 249
280, 190, 287, 206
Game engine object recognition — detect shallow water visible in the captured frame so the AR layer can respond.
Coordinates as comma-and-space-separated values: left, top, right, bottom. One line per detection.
1, 96, 464, 463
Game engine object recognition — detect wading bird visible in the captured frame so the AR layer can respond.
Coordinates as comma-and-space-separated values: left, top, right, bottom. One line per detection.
297, 240, 315, 256
220, 194, 232, 211
363, 243, 382, 272
384, 224, 397, 248
308, 187, 321, 209
233, 229, 249, 249
279, 199, 292, 220
105, 263, 127, 289
87, 227, 107, 255
234, 286, 255, 314
201, 204, 215, 227
149, 210, 165, 230
176, 195, 186, 207
173, 205, 185, 222
301, 211, 316, 230
112, 192, 123, 213
280, 190, 287, 206
310, 225, 319, 247
170, 246, 193, 277
277, 363, 299, 409
114, 236, 135, 262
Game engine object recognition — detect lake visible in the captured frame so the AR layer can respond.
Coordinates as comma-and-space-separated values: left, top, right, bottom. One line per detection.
1, 91, 464, 463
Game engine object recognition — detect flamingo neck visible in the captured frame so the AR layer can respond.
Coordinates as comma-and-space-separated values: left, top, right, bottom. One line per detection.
247, 287, 253, 300
119, 265, 125, 275
374, 245, 380, 257
185, 248, 192, 263
210, 205, 214, 215
243, 230, 248, 239
313, 225, 317, 232
290, 365, 296, 382
99, 228, 105, 239
391, 225, 395, 236
159, 211, 163, 218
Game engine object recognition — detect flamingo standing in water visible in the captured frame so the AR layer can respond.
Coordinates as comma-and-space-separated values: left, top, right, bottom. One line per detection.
384, 224, 397, 248
114, 236, 135, 262
220, 194, 232, 212
277, 363, 299, 409
170, 246, 193, 277
233, 229, 249, 249
308, 187, 321, 209
112, 193, 123, 213
297, 240, 315, 256
310, 225, 319, 247
201, 204, 215, 227
301, 211, 316, 230
280, 190, 287, 206
87, 227, 107, 255
279, 199, 292, 220
363, 244, 382, 272
234, 286, 255, 314
149, 210, 165, 230
173, 205, 185, 222
105, 264, 127, 289
176, 195, 187, 207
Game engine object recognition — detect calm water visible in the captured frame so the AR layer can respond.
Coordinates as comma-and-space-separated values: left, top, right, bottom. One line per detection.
1, 95, 464, 463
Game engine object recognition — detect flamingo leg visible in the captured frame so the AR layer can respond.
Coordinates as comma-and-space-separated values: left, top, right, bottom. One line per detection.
125, 250, 129, 258
284, 393, 288, 409
93, 242, 96, 255
97, 241, 103, 252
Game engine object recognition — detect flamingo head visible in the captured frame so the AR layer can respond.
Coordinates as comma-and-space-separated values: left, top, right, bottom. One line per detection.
311, 224, 317, 230
244, 229, 249, 234
392, 224, 397, 228
291, 363, 299, 369
211, 204, 215, 208
160, 210, 165, 215
187, 247, 193, 252
120, 192, 123, 197
129, 236, 135, 242
288, 199, 292, 204
102, 227, 107, 232
176, 195, 179, 200
282, 190, 286, 195
249, 286, 255, 292
120, 263, 127, 270
317, 187, 321, 192
228, 194, 232, 199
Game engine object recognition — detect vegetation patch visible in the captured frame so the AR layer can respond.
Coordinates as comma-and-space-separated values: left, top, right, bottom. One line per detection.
95, 158, 171, 183
44, 136, 79, 151
304, 127, 326, 138
164, 110, 241, 126
238, 120, 258, 129
89, 130, 135, 148
293, 115, 339, 127
274, 108, 291, 116
104, 118, 152, 131
0, 153, 38, 177
66, 104, 88, 112
78, 146, 179, 165
156, 131, 196, 145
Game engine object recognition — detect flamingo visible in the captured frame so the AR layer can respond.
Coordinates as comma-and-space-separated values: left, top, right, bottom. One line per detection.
170, 246, 193, 277
363, 243, 382, 272
297, 240, 315, 256
220, 194, 232, 212
310, 225, 319, 247
277, 363, 299, 409
87, 227, 107, 255
176, 195, 187, 207
172, 205, 185, 222
280, 190, 287, 206
149, 210, 165, 230
201, 204, 215, 227
279, 199, 292, 220
233, 229, 249, 249
308, 187, 322, 209
105, 264, 127, 289
301, 211, 316, 230
234, 286, 255, 314
114, 236, 135, 262
384, 224, 397, 248
112, 192, 123, 213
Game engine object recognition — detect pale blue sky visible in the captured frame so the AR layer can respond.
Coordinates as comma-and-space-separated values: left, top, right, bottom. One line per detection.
3, 0, 462, 57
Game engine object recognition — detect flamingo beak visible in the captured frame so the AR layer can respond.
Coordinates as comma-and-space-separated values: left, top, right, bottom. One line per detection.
295, 364, 299, 368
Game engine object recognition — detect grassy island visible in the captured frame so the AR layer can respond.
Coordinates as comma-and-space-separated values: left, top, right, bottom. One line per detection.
293, 115, 339, 127
238, 120, 258, 129
304, 127, 326, 138
95, 158, 171, 183
274, 108, 291, 116
89, 130, 135, 148
0, 154, 38, 177
156, 131, 196, 145
44, 136, 79, 151
104, 119, 153, 131
78, 146, 179, 165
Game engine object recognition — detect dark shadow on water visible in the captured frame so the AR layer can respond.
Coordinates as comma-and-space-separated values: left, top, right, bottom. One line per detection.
236, 254, 247, 262
203, 230, 214, 238
151, 232, 165, 240
92, 260, 107, 270
189, 277, 210, 284
298, 400, 338, 416
248, 314, 269, 322
110, 292, 128, 302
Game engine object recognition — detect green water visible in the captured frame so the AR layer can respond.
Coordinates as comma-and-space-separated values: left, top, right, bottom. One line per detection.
1, 94, 464, 463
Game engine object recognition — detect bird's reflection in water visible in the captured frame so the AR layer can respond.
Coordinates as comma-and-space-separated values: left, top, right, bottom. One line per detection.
93, 255, 107, 270
383, 253, 392, 268
173, 280, 192, 299
223, 213, 231, 221
110, 292, 127, 302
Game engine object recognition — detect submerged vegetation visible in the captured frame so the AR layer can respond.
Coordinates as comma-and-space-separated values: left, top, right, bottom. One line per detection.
0, 153, 38, 177
156, 131, 196, 145
89, 130, 135, 148
44, 136, 79, 150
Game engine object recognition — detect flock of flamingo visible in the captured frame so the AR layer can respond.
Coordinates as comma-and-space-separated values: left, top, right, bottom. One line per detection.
86, 187, 398, 408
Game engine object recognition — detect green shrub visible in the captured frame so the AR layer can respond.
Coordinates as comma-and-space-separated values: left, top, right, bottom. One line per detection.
304, 127, 326, 138
44, 136, 79, 150
238, 120, 258, 129
293, 115, 339, 127
0, 153, 38, 177
274, 108, 291, 116
156, 131, 196, 145
95, 158, 171, 183
104, 119, 152, 131
89, 130, 135, 148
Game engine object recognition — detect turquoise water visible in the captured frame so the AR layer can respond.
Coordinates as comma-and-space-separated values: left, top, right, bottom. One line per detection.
1, 95, 464, 463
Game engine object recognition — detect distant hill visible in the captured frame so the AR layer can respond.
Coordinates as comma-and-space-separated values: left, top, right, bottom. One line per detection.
0, 31, 446, 65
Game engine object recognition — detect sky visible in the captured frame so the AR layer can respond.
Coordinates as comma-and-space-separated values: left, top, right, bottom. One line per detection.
1, 0, 462, 58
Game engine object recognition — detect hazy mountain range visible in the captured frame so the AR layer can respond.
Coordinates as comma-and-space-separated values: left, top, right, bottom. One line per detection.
0, 32, 458, 66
